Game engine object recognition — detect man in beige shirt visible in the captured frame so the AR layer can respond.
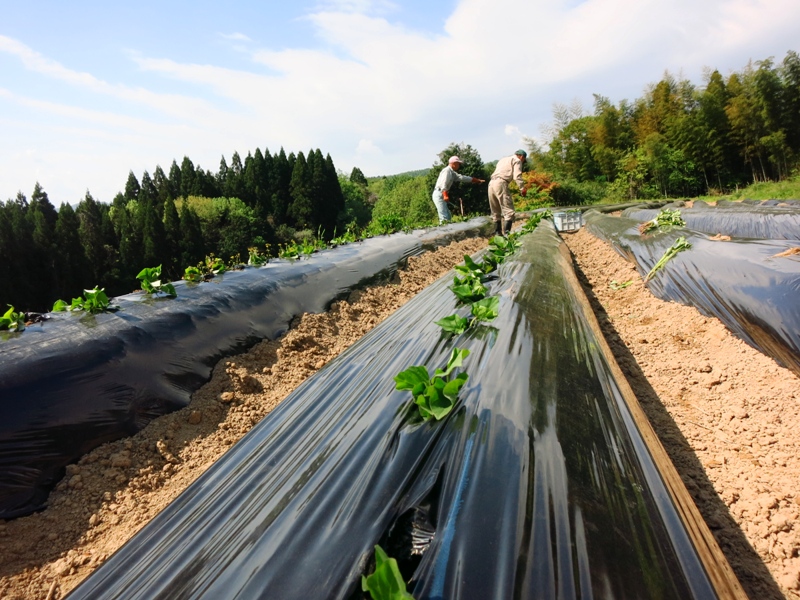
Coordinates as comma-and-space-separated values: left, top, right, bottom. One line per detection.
488, 149, 528, 236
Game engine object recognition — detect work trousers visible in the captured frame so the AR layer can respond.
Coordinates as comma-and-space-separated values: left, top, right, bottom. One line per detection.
488, 178, 515, 222
432, 190, 451, 223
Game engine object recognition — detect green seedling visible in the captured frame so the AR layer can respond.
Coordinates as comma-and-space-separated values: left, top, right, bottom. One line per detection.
470, 296, 499, 322
394, 347, 470, 421
645, 237, 692, 282
183, 254, 226, 282
183, 265, 204, 283
521, 209, 553, 233
609, 280, 633, 290
81, 286, 111, 313
298, 238, 319, 257
53, 287, 114, 314
434, 314, 470, 335
203, 255, 226, 275
136, 265, 177, 297
435, 296, 500, 335
248, 246, 270, 266
638, 208, 686, 235
361, 545, 415, 600
487, 234, 521, 263
454, 254, 497, 280
0, 305, 25, 332
279, 240, 301, 259
451, 275, 487, 304
330, 225, 359, 246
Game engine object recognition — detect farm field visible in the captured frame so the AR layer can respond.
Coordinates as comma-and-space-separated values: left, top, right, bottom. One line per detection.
563, 227, 800, 600
0, 222, 798, 599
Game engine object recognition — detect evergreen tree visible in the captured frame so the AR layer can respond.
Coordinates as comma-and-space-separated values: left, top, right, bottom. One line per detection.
179, 156, 196, 198
320, 151, 345, 237
350, 166, 368, 187
168, 160, 182, 200
139, 170, 157, 205
256, 147, 275, 220
77, 191, 107, 287
178, 201, 205, 269
153, 165, 171, 204
140, 197, 166, 269
245, 148, 272, 220
0, 202, 16, 308
271, 148, 292, 225
124, 171, 141, 201
30, 182, 58, 230
217, 156, 229, 194
27, 184, 58, 310
227, 151, 246, 201
192, 166, 219, 197
162, 196, 181, 280
288, 151, 313, 229
112, 196, 142, 289
0, 197, 36, 310
100, 205, 122, 294
53, 203, 87, 303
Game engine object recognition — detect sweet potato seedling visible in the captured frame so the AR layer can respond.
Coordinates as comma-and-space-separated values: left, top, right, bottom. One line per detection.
52, 287, 116, 314
361, 545, 415, 600
451, 275, 487, 304
638, 208, 686, 235
394, 348, 470, 421
0, 305, 25, 332
645, 237, 692, 282
435, 296, 500, 335
136, 265, 177, 297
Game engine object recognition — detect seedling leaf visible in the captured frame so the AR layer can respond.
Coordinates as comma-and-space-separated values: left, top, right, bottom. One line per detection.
361, 545, 414, 600
435, 314, 469, 334
470, 296, 499, 322
645, 237, 692, 282
395, 348, 470, 422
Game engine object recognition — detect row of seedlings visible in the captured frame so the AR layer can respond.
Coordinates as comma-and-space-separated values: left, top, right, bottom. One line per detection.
360, 212, 552, 600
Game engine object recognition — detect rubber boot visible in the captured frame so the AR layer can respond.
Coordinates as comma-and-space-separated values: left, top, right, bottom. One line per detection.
493, 221, 502, 237
503, 219, 513, 236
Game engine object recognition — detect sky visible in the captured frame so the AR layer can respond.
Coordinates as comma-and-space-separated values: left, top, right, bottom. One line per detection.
1, 0, 799, 205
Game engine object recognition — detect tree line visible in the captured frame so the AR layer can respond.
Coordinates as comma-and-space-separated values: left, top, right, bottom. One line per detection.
0, 148, 354, 313
532, 50, 800, 204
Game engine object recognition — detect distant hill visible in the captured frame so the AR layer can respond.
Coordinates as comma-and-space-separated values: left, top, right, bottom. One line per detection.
367, 168, 428, 182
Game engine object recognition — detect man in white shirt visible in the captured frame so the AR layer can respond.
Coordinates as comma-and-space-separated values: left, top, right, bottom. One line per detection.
488, 150, 529, 236
432, 156, 485, 224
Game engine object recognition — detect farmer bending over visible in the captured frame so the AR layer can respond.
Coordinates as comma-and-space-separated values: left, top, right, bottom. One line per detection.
432, 156, 485, 224
488, 149, 528, 236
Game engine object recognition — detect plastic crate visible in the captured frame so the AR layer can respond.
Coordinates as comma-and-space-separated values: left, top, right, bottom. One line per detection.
553, 211, 583, 232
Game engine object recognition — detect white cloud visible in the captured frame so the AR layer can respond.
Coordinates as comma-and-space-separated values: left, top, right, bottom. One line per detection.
356, 139, 382, 156
2, 0, 799, 200
313, 0, 398, 16
219, 32, 253, 42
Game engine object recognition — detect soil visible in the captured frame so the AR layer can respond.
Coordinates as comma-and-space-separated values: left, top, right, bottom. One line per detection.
1, 227, 799, 599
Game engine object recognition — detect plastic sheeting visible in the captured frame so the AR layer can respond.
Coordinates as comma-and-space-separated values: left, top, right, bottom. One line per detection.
584, 209, 800, 377
67, 222, 735, 599
0, 219, 490, 520
622, 201, 800, 240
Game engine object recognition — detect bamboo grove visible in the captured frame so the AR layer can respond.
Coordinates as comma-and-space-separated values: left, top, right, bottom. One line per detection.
532, 50, 800, 205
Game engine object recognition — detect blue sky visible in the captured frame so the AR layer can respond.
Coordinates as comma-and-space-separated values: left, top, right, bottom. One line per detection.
2, 0, 799, 205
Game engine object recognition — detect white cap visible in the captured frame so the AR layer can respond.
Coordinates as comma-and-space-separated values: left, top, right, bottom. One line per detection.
448, 156, 463, 164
